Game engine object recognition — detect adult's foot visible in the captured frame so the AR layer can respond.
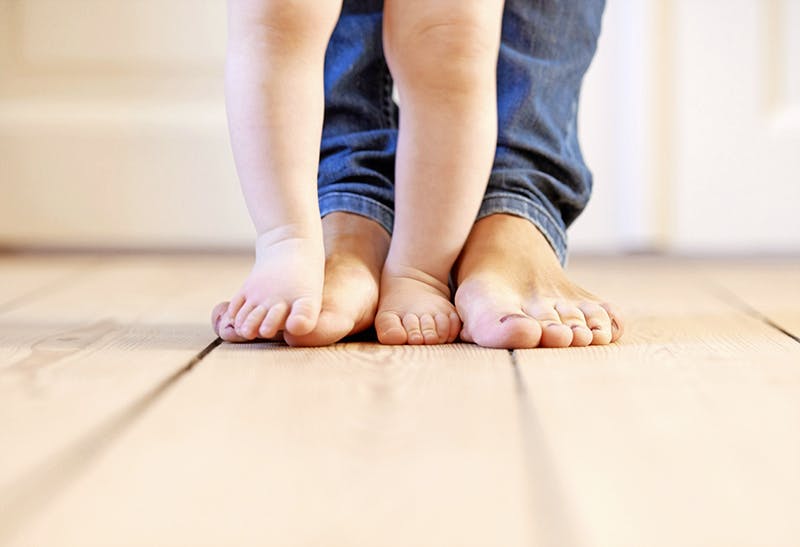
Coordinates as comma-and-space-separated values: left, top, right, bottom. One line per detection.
211, 212, 389, 346
453, 214, 624, 349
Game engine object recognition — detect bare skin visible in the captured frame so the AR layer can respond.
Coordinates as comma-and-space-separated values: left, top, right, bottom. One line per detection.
221, 0, 343, 338
219, 2, 618, 349
213, 212, 624, 349
374, 0, 504, 345
212, 213, 389, 346
454, 214, 624, 349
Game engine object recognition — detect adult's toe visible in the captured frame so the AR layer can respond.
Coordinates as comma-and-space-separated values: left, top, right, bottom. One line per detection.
579, 302, 613, 345
555, 302, 592, 347
528, 302, 573, 348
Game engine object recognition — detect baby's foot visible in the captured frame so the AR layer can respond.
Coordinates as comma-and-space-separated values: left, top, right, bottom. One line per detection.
375, 265, 461, 345
454, 214, 624, 349
220, 228, 324, 340
283, 213, 389, 346
212, 213, 388, 346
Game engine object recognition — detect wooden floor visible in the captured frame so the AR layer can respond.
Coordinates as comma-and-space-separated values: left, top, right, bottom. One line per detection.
0, 253, 798, 547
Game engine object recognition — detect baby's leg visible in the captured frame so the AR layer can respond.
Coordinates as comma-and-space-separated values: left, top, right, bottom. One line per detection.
375, 0, 504, 344
221, 0, 342, 339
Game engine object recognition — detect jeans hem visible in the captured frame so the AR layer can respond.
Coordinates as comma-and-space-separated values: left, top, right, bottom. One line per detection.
477, 193, 568, 266
318, 192, 394, 235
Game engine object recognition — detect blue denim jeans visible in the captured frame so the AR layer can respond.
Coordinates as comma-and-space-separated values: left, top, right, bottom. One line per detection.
318, 0, 605, 265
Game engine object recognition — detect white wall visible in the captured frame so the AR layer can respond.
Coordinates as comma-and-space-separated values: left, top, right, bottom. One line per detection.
573, 0, 800, 255
571, 0, 657, 253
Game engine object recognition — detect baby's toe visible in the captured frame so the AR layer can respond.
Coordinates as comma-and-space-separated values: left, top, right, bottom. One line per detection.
419, 314, 441, 345
555, 302, 592, 347
234, 301, 258, 330
376, 311, 407, 345
434, 313, 451, 344
285, 297, 320, 336
225, 294, 246, 326
579, 302, 613, 345
212, 301, 248, 343
402, 313, 424, 345
237, 305, 268, 340
448, 312, 462, 343
259, 302, 290, 339
211, 301, 229, 336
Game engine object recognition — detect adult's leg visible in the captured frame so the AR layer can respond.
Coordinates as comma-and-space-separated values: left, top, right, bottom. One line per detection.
454, 0, 625, 348
214, 0, 395, 346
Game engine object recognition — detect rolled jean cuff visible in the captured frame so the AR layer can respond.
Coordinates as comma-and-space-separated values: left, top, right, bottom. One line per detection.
318, 191, 395, 236
477, 193, 568, 266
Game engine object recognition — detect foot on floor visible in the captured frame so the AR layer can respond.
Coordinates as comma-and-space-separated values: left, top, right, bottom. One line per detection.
454, 214, 624, 349
374, 265, 461, 345
217, 226, 325, 340
212, 212, 389, 346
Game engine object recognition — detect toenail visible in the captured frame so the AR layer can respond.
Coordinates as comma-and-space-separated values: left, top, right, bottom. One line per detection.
500, 313, 528, 324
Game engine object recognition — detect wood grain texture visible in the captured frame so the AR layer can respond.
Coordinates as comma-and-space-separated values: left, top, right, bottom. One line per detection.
9, 343, 536, 547
3, 255, 798, 547
0, 255, 98, 312
516, 258, 800, 547
0, 255, 248, 544
700, 259, 800, 337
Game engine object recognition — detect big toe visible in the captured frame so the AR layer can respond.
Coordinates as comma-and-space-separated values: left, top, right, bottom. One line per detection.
471, 311, 543, 349
375, 311, 408, 345
455, 281, 542, 349
284, 297, 321, 336
283, 309, 355, 347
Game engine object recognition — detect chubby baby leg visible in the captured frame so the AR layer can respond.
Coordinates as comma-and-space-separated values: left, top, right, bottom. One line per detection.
221, 0, 342, 339
375, 0, 504, 344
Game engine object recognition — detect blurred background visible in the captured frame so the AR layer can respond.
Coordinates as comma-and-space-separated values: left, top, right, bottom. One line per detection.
0, 0, 798, 255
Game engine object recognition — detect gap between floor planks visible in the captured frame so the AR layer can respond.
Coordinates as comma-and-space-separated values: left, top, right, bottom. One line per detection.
0, 255, 534, 546
0, 255, 242, 543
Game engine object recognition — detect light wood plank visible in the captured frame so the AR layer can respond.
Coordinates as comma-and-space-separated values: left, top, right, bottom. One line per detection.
11, 343, 538, 547
0, 255, 101, 367
700, 259, 800, 337
517, 258, 800, 547
0, 254, 99, 310
0, 254, 250, 544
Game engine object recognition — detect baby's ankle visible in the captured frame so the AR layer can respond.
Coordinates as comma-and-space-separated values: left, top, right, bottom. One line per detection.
255, 223, 323, 257
382, 260, 452, 299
